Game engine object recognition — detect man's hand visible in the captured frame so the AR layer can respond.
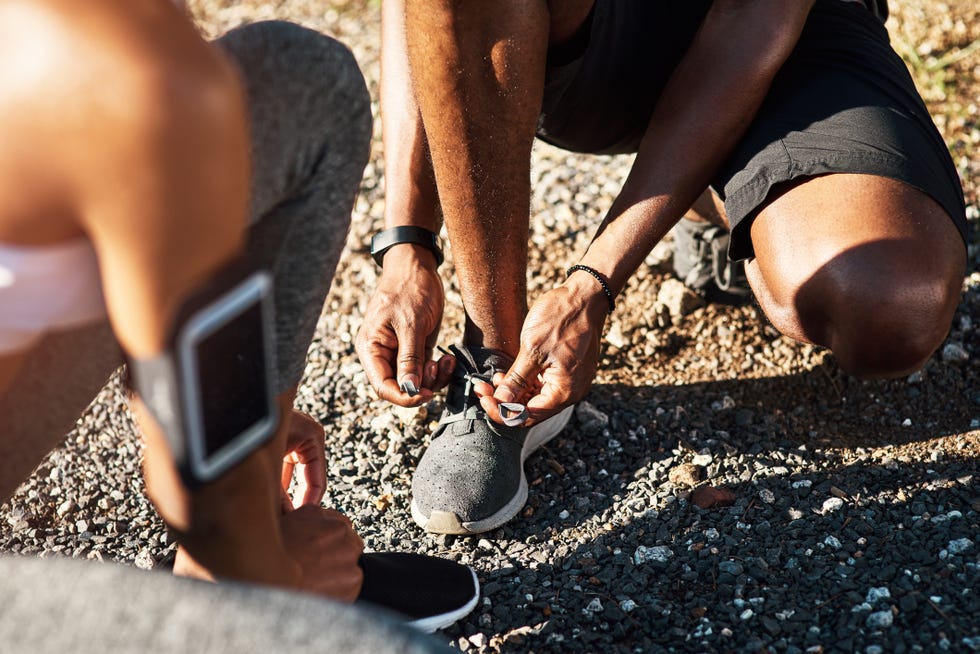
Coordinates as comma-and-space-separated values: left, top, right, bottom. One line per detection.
475, 275, 609, 425
280, 505, 364, 602
355, 246, 454, 406
280, 410, 327, 512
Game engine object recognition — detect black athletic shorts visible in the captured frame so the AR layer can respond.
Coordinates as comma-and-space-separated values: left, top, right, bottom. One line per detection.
537, 0, 968, 261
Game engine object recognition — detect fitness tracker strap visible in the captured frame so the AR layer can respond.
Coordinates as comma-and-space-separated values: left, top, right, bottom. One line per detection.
371, 226, 444, 267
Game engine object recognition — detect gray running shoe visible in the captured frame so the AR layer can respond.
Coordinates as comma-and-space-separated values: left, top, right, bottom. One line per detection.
672, 217, 752, 303
410, 345, 574, 535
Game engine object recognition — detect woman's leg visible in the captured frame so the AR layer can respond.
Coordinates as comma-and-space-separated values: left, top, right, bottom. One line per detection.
0, 323, 122, 503
217, 21, 372, 392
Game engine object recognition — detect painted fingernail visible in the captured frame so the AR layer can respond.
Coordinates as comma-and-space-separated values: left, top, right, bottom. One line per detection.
499, 402, 529, 427
400, 379, 419, 397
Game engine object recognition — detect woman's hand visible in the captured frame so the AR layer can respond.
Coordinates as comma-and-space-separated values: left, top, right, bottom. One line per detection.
279, 410, 328, 512
280, 506, 364, 602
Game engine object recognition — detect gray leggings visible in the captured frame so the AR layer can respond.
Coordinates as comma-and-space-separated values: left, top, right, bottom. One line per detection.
0, 21, 371, 497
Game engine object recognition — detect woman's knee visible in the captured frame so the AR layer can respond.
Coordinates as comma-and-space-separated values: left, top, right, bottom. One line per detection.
217, 21, 371, 144
218, 21, 372, 224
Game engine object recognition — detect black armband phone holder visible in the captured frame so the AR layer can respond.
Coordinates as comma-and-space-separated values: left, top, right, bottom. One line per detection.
129, 259, 279, 488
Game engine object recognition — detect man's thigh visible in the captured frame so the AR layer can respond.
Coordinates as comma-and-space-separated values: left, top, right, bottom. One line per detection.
718, 0, 967, 263
537, 0, 711, 154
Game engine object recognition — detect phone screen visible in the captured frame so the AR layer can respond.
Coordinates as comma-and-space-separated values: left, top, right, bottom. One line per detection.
194, 300, 270, 458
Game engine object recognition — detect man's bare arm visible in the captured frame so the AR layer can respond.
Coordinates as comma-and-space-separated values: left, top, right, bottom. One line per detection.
492, 0, 817, 418
380, 0, 440, 239
577, 0, 817, 292
355, 0, 454, 406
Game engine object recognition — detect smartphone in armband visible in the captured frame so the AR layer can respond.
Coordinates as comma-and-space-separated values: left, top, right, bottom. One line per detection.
129, 260, 279, 488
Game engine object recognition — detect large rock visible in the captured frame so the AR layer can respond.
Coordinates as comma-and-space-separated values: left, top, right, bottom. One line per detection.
656, 278, 705, 320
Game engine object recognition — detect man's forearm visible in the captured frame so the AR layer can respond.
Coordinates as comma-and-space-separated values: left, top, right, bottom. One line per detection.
581, 0, 816, 293
381, 0, 440, 232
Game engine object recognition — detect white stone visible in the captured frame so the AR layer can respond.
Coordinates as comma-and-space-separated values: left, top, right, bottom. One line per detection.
634, 545, 673, 565
369, 413, 398, 434
691, 453, 713, 467
866, 610, 893, 629
866, 587, 891, 604
822, 497, 845, 513
942, 342, 969, 363
948, 538, 974, 554
605, 322, 628, 349
133, 550, 155, 571
656, 278, 705, 318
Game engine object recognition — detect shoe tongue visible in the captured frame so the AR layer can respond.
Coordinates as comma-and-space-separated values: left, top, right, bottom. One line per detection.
444, 346, 515, 415
465, 346, 514, 374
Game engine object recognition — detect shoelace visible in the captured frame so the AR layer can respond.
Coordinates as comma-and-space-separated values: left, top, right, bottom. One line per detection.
439, 345, 529, 427
439, 345, 499, 416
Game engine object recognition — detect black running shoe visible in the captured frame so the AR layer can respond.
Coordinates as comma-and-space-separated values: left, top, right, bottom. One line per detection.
672, 217, 752, 304
356, 552, 480, 633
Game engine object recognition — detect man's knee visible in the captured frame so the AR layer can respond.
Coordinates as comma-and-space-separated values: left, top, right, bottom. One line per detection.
765, 240, 963, 379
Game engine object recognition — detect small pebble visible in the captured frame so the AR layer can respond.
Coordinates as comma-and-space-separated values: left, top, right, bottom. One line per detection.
634, 545, 673, 565
668, 463, 703, 487
947, 538, 973, 554
866, 587, 890, 604
822, 498, 845, 513
942, 342, 969, 363
691, 486, 737, 509
866, 611, 894, 629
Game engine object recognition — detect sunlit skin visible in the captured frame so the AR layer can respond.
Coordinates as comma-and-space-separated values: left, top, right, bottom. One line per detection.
356, 0, 966, 428
0, 0, 362, 601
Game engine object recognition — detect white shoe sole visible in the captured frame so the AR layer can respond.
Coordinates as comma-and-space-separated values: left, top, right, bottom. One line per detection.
411, 404, 575, 535
405, 568, 480, 633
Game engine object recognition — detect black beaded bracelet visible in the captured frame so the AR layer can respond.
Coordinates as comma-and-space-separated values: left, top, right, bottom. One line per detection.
566, 264, 616, 313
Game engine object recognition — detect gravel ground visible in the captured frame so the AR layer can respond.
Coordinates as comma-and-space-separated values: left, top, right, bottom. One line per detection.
3, 2, 979, 653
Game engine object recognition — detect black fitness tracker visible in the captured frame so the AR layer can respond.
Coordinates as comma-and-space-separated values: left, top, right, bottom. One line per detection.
371, 226, 444, 267
129, 260, 279, 488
